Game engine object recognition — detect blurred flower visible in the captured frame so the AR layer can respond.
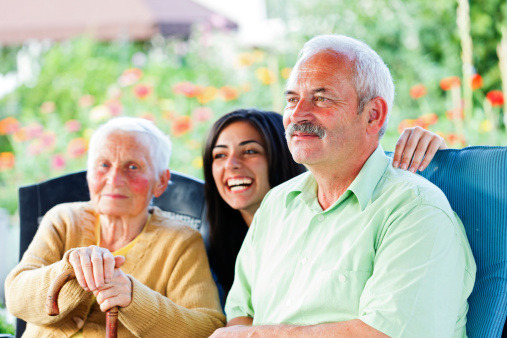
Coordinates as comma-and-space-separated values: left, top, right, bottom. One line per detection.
192, 156, 203, 168
13, 128, 28, 142
27, 140, 43, 156
193, 107, 213, 122
440, 76, 461, 91
255, 67, 276, 85
90, 105, 112, 122
281, 67, 292, 80
447, 133, 466, 147
470, 74, 483, 90
240, 83, 251, 92
118, 68, 143, 87
41, 131, 56, 151
51, 154, 66, 171
162, 111, 175, 120
107, 86, 122, 100
105, 100, 123, 116
25, 123, 44, 139
197, 86, 218, 104
486, 90, 505, 107
133, 84, 152, 100
67, 138, 88, 158
172, 116, 193, 137
0, 152, 15, 171
445, 108, 464, 120
479, 120, 493, 132
173, 82, 202, 98
65, 120, 82, 133
0, 117, 20, 135
218, 86, 239, 101
397, 119, 417, 133
235, 51, 264, 68
416, 113, 438, 127
40, 101, 56, 114
409, 84, 427, 99
139, 112, 156, 121
79, 95, 95, 108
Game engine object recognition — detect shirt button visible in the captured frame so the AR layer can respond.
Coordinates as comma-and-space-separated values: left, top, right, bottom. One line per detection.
286, 299, 292, 306
338, 274, 347, 283
301, 257, 308, 265
317, 215, 325, 222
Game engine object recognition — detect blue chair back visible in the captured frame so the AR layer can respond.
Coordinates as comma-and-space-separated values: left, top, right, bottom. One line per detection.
389, 146, 507, 337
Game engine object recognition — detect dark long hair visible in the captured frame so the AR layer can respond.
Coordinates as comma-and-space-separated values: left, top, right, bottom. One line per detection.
203, 108, 306, 294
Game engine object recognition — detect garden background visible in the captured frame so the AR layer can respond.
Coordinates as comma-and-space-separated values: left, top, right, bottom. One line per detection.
1, 0, 507, 333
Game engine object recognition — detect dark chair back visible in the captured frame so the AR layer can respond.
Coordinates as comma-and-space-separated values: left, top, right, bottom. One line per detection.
16, 170, 209, 338
387, 146, 507, 337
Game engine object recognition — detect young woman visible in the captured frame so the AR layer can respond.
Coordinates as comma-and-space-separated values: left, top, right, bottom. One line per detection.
203, 108, 446, 296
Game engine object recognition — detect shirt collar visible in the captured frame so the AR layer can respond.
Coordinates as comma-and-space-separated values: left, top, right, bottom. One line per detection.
285, 145, 390, 211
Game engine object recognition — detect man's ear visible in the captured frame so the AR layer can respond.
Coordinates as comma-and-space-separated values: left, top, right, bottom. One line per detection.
364, 96, 388, 136
153, 169, 170, 198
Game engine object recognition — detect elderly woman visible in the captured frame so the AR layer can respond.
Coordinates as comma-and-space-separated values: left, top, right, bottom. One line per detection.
5, 117, 225, 337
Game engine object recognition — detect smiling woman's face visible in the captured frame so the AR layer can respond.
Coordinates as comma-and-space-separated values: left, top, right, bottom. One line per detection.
87, 131, 164, 218
212, 121, 271, 221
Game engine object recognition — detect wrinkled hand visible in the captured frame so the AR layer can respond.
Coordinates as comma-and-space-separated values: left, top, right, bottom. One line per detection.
68, 245, 132, 311
393, 126, 447, 172
210, 325, 257, 338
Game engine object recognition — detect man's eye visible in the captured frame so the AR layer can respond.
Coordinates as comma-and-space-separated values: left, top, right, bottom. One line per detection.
99, 163, 109, 168
316, 96, 327, 102
286, 97, 298, 103
128, 164, 139, 170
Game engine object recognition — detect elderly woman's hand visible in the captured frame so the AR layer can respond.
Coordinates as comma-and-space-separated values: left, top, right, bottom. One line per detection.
68, 245, 120, 291
93, 267, 133, 312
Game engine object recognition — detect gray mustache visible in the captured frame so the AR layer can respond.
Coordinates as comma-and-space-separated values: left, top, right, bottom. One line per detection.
285, 122, 327, 140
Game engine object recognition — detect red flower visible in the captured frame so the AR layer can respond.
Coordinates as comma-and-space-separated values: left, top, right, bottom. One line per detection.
440, 76, 461, 91
416, 113, 438, 127
65, 120, 82, 133
51, 154, 66, 171
133, 84, 152, 100
118, 68, 143, 87
173, 82, 202, 98
409, 84, 427, 99
219, 86, 239, 101
445, 108, 464, 120
471, 74, 483, 90
397, 119, 417, 134
193, 107, 213, 122
486, 90, 505, 107
172, 116, 193, 137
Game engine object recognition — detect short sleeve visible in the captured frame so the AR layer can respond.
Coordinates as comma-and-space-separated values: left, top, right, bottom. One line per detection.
359, 204, 474, 337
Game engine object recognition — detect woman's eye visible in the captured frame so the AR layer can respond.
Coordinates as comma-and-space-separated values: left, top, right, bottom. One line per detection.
245, 149, 258, 155
213, 153, 226, 160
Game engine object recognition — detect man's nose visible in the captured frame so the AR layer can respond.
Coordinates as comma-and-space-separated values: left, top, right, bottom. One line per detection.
289, 98, 314, 124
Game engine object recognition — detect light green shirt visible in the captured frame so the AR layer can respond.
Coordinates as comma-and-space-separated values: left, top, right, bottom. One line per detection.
225, 145, 476, 337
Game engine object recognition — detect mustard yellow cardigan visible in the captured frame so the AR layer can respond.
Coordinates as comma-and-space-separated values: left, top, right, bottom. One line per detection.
5, 202, 225, 337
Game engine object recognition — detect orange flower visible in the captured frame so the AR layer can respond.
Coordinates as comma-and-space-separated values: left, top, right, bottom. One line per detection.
219, 86, 239, 101
65, 120, 82, 133
13, 128, 28, 142
67, 138, 88, 158
133, 84, 152, 100
471, 74, 483, 90
173, 82, 202, 98
172, 116, 193, 137
447, 133, 466, 147
397, 119, 417, 133
486, 90, 505, 107
409, 84, 427, 99
193, 107, 213, 122
139, 112, 156, 121
416, 113, 438, 127
281, 67, 292, 80
440, 76, 461, 91
0, 117, 20, 135
40, 101, 56, 114
197, 86, 218, 104
0, 152, 15, 171
445, 108, 464, 120
118, 68, 143, 87
255, 67, 276, 85
79, 95, 95, 108
51, 154, 66, 171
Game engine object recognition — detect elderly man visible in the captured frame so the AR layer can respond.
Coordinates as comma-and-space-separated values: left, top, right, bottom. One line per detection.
212, 35, 476, 337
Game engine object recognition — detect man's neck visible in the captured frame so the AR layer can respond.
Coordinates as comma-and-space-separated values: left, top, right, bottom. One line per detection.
310, 144, 378, 211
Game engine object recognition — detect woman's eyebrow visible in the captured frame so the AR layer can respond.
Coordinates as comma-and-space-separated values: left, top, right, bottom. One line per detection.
239, 140, 262, 146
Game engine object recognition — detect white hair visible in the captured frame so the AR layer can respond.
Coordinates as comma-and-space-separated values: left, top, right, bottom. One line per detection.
87, 117, 172, 175
290, 35, 395, 139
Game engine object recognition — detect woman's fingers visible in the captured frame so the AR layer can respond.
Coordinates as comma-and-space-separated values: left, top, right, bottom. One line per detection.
94, 269, 133, 311
78, 248, 97, 291
90, 246, 105, 289
392, 128, 411, 168
69, 250, 89, 291
102, 250, 116, 285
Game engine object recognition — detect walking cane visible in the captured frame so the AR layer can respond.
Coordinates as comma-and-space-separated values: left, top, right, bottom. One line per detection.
46, 268, 118, 338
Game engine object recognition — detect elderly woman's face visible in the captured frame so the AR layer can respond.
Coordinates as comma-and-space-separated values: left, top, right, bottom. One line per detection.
87, 132, 163, 218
